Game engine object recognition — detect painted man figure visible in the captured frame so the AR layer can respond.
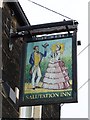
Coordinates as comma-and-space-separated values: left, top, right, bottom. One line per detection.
29, 44, 48, 90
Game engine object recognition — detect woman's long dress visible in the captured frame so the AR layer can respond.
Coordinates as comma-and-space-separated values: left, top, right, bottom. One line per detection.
43, 59, 70, 90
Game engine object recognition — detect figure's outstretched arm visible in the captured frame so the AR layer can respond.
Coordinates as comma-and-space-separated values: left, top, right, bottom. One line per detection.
41, 48, 47, 57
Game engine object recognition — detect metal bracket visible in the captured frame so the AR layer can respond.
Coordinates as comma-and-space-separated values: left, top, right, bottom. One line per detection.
77, 41, 81, 46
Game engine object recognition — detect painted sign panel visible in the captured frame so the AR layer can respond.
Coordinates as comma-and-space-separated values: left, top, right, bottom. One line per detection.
20, 33, 77, 106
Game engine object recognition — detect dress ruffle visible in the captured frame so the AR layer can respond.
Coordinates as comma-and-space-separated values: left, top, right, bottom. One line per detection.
43, 60, 70, 90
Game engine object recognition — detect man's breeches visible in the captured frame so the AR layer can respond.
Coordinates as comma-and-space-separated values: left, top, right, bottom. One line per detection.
32, 65, 42, 87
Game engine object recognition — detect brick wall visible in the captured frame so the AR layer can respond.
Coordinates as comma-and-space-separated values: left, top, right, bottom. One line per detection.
2, 2, 29, 118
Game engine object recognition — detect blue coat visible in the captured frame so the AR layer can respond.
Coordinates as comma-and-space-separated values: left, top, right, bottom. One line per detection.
29, 51, 47, 66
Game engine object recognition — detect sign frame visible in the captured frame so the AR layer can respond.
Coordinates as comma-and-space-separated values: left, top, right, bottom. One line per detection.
19, 31, 77, 106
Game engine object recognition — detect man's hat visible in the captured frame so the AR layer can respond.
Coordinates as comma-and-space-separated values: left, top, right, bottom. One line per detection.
42, 43, 49, 48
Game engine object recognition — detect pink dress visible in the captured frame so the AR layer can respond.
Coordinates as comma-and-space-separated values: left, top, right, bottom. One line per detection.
43, 59, 70, 90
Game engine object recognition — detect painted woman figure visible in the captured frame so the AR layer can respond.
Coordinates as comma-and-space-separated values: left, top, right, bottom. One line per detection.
43, 43, 70, 90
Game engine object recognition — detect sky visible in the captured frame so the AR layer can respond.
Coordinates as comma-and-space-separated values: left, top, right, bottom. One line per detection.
18, 0, 89, 118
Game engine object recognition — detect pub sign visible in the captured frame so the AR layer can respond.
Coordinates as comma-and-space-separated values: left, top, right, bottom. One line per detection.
19, 32, 77, 106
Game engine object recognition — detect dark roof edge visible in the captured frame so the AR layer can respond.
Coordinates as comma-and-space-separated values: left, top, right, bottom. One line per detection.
6, 1, 30, 26
15, 1, 30, 26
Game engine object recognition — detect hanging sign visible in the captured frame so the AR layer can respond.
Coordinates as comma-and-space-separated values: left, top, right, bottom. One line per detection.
19, 32, 77, 106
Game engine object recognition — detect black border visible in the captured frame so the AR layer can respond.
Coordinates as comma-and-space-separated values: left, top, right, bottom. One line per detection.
19, 32, 77, 106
